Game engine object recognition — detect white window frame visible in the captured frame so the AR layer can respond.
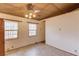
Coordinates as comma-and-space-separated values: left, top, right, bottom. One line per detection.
4, 20, 19, 40
28, 22, 38, 37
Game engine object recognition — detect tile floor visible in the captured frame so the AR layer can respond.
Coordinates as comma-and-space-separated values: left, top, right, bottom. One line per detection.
5, 43, 75, 56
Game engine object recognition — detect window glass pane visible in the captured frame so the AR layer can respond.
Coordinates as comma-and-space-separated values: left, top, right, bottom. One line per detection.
5, 20, 18, 30
29, 23, 37, 30
5, 31, 18, 39
4, 20, 18, 40
29, 23, 37, 36
29, 30, 36, 36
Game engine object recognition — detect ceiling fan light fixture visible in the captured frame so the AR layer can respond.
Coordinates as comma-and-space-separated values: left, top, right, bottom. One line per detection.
25, 14, 28, 17
25, 4, 40, 19
29, 13, 33, 16
33, 14, 36, 18
29, 15, 32, 19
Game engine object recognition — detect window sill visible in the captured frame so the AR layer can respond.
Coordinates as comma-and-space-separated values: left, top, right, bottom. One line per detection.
5, 38, 18, 41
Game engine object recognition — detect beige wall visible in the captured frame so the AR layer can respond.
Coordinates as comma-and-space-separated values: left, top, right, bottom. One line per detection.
45, 9, 79, 55
0, 13, 45, 52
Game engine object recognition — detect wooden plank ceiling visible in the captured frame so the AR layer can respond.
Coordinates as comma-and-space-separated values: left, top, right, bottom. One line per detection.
0, 3, 78, 20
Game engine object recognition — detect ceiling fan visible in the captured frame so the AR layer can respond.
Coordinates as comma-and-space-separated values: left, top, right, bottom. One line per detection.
25, 3, 40, 19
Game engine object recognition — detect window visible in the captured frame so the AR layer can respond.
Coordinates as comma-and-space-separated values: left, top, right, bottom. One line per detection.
4, 20, 18, 40
28, 23, 37, 36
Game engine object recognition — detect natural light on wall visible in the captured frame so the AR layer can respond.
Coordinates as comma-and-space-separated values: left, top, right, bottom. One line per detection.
4, 20, 18, 40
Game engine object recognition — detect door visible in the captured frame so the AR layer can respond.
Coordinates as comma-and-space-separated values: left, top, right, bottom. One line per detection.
0, 19, 5, 56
